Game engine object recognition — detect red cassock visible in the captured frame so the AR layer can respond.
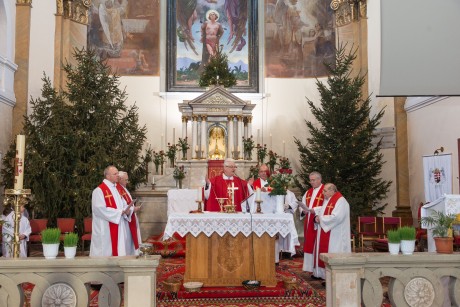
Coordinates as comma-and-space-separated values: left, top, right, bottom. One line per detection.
253, 178, 272, 192
206, 175, 249, 212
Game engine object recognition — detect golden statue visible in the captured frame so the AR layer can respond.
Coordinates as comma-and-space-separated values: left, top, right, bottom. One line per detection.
208, 125, 226, 159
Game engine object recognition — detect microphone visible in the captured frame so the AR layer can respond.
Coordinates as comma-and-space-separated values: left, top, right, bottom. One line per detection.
235, 174, 250, 213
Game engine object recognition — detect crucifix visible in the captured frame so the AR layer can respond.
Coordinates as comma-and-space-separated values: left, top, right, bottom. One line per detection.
227, 182, 238, 209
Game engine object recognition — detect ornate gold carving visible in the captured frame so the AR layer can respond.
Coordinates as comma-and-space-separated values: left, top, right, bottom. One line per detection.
236, 115, 243, 121
404, 277, 435, 307
62, 0, 90, 24
182, 116, 189, 122
208, 108, 225, 112
217, 235, 243, 272
331, 0, 366, 27
16, 0, 32, 5
56, 0, 64, 15
203, 93, 232, 105
200, 115, 207, 121
227, 115, 234, 121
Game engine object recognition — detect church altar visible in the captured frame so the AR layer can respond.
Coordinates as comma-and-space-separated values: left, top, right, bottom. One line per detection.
163, 212, 298, 286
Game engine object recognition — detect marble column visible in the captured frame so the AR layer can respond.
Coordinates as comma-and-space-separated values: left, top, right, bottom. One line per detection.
237, 116, 243, 159
393, 97, 412, 219
227, 116, 234, 159
13, 1, 32, 136
191, 116, 198, 159
181, 116, 188, 139
200, 116, 207, 159
247, 116, 253, 138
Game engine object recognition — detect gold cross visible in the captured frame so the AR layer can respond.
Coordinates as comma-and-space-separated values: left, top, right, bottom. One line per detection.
104, 191, 115, 207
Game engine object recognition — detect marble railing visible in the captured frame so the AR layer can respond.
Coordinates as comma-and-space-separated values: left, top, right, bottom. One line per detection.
321, 252, 460, 307
0, 255, 160, 307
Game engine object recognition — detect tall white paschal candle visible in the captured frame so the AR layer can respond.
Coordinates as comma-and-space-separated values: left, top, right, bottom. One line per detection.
14, 135, 26, 190
197, 187, 202, 202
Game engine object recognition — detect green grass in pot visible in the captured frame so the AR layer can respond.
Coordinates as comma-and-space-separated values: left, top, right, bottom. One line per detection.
41, 228, 61, 244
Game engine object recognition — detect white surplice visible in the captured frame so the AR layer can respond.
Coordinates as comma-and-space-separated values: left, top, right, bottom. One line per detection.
90, 179, 133, 257
312, 195, 351, 279
301, 185, 323, 272
119, 185, 142, 256
1, 212, 31, 258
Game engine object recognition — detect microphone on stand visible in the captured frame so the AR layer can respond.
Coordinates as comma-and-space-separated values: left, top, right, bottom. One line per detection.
234, 173, 250, 213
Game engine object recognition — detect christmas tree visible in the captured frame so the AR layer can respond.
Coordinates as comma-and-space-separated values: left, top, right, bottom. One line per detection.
198, 45, 237, 88
1, 48, 150, 228
294, 44, 391, 222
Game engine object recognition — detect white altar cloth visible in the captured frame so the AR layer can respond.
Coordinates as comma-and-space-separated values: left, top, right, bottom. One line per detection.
163, 212, 299, 254
167, 189, 199, 216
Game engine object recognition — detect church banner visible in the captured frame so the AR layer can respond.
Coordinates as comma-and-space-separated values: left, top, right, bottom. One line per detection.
423, 153, 452, 202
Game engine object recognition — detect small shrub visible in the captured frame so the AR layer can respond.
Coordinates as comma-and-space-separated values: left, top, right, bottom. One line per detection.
399, 226, 416, 241
41, 228, 61, 244
387, 229, 400, 243
63, 232, 79, 247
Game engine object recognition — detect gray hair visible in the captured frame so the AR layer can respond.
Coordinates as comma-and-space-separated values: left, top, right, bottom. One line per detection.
309, 171, 322, 180
224, 158, 235, 167
118, 171, 128, 179
325, 183, 337, 192
104, 165, 116, 177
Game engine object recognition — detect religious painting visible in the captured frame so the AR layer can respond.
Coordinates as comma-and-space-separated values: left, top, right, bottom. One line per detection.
167, 0, 259, 93
264, 0, 336, 78
87, 0, 160, 76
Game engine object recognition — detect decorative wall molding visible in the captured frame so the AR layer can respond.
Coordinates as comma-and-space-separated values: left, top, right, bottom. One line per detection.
331, 0, 367, 27
0, 55, 18, 107
404, 96, 449, 113
61, 0, 90, 25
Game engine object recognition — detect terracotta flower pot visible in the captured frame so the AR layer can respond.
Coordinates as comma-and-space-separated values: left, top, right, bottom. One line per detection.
434, 237, 453, 254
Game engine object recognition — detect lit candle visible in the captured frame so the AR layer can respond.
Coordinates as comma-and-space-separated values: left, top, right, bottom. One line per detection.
257, 129, 260, 144
152, 176, 155, 185
195, 145, 198, 152
269, 134, 272, 150
173, 128, 175, 145
256, 188, 261, 201
14, 135, 26, 190
237, 145, 240, 152
197, 187, 202, 202
161, 134, 164, 151
283, 140, 285, 156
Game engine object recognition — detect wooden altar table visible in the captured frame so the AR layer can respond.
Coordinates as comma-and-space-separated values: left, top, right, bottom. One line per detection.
163, 212, 298, 287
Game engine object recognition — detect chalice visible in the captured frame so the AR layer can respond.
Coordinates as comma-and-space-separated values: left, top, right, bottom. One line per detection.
216, 198, 228, 213
138, 243, 153, 258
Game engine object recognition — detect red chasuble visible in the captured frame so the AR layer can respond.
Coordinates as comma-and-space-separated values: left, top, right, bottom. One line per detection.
98, 182, 120, 256
206, 175, 249, 212
116, 183, 140, 250
303, 185, 324, 253
253, 178, 272, 192
316, 192, 343, 268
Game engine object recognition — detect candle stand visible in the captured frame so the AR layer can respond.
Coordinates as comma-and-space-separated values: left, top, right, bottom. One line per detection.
151, 183, 156, 191
255, 200, 263, 214
194, 200, 204, 213
3, 188, 31, 258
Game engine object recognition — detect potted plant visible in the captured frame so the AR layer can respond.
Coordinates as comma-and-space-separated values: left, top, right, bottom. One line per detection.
173, 165, 186, 189
268, 165, 294, 213
387, 229, 400, 255
399, 226, 416, 255
421, 211, 456, 254
63, 232, 79, 259
41, 228, 61, 259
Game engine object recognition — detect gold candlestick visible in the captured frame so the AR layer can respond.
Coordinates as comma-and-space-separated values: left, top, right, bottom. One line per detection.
255, 200, 263, 214
195, 200, 204, 213
4, 188, 31, 258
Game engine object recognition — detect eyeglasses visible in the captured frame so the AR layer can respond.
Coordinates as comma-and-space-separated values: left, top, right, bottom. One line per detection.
224, 165, 237, 169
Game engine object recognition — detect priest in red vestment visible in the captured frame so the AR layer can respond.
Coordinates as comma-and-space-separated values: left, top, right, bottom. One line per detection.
204, 158, 254, 212
312, 183, 351, 280
299, 171, 324, 274
253, 164, 272, 192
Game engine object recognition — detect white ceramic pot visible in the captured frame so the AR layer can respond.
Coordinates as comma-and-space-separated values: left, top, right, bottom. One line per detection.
388, 242, 400, 255
400, 240, 415, 255
64, 246, 77, 259
42, 243, 59, 259
275, 195, 285, 213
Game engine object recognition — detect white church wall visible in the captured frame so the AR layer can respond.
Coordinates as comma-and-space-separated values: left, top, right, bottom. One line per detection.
367, 0, 397, 216
0, 0, 15, 161
27, 0, 55, 113
407, 97, 460, 210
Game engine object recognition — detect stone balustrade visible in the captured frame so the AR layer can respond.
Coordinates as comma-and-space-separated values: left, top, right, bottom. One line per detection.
321, 252, 460, 307
0, 255, 160, 307
320, 253, 460, 307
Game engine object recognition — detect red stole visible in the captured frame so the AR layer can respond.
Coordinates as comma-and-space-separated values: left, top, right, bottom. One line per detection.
316, 192, 343, 268
206, 175, 248, 212
253, 178, 272, 192
98, 182, 119, 256
303, 185, 324, 253
116, 183, 140, 249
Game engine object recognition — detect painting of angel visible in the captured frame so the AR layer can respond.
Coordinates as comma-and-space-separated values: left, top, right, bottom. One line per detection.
167, 0, 259, 92
265, 0, 335, 78
87, 0, 160, 76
